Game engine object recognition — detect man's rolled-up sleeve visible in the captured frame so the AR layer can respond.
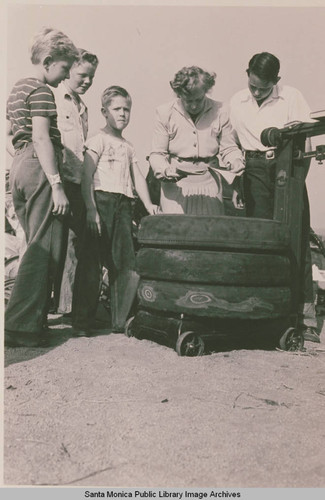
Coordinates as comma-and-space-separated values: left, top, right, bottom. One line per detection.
218, 106, 244, 165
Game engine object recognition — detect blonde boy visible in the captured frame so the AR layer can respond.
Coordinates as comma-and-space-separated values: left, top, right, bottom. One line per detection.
72, 86, 158, 335
53, 49, 99, 314
6, 27, 78, 347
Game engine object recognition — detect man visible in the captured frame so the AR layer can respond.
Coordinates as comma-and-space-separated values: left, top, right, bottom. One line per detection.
229, 52, 320, 343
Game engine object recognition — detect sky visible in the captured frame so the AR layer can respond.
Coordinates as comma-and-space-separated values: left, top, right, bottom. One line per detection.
4, 0, 325, 230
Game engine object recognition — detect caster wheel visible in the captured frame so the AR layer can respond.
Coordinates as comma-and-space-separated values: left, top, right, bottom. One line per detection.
278, 327, 304, 351
176, 331, 205, 357
125, 316, 135, 337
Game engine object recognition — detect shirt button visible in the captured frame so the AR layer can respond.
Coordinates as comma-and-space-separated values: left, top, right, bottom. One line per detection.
193, 143, 197, 147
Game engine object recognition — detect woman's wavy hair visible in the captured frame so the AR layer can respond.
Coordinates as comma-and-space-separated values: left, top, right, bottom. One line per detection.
170, 66, 216, 96
246, 52, 280, 82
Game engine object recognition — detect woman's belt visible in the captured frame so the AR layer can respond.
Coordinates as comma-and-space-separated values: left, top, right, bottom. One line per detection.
169, 154, 218, 164
169, 154, 224, 176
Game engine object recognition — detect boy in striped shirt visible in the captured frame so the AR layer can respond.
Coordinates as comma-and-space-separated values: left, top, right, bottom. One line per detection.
5, 27, 78, 347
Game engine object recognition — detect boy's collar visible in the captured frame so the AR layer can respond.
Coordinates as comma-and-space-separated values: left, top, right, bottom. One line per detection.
242, 84, 284, 104
63, 81, 81, 102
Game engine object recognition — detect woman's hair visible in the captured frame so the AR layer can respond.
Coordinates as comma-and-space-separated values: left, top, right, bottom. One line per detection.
101, 86, 132, 107
30, 27, 78, 64
75, 48, 99, 68
246, 52, 280, 82
170, 66, 216, 96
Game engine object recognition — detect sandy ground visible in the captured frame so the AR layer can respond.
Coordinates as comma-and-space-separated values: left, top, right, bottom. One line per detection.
4, 309, 325, 488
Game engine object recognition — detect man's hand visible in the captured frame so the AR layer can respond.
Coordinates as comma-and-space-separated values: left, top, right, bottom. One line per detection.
146, 204, 161, 215
232, 189, 245, 210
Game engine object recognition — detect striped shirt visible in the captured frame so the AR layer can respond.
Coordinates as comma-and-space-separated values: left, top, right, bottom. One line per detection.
6, 77, 62, 150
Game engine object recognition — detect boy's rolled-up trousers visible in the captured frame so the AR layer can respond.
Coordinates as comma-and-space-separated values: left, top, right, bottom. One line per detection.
6, 143, 64, 335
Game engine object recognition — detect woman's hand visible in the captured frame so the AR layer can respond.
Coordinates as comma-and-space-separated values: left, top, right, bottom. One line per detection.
86, 207, 101, 237
228, 158, 245, 175
164, 158, 183, 181
164, 165, 182, 181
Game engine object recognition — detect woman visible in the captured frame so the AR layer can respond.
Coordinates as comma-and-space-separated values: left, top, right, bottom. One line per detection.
149, 66, 244, 215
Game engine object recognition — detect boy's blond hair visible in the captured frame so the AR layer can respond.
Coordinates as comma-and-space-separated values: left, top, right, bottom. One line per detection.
74, 48, 99, 68
101, 86, 132, 108
30, 27, 78, 64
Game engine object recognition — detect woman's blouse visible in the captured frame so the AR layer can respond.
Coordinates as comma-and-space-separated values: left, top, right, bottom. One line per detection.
150, 97, 243, 177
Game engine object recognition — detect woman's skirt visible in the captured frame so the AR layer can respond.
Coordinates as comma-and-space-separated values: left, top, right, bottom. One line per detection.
160, 170, 224, 216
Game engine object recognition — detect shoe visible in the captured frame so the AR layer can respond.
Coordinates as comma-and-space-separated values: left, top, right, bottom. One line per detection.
60, 313, 72, 325
5, 330, 49, 348
72, 327, 92, 338
111, 325, 125, 333
303, 327, 321, 343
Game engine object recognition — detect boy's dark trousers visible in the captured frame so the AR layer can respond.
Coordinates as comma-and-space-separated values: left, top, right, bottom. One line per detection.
5, 143, 64, 336
244, 157, 316, 322
72, 191, 139, 331
53, 180, 86, 311
63, 180, 86, 239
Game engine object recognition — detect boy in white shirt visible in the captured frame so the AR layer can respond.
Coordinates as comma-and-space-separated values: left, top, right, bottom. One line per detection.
72, 86, 158, 335
53, 49, 99, 314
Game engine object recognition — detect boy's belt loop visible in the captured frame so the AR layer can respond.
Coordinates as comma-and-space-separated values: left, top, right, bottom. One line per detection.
245, 149, 276, 161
